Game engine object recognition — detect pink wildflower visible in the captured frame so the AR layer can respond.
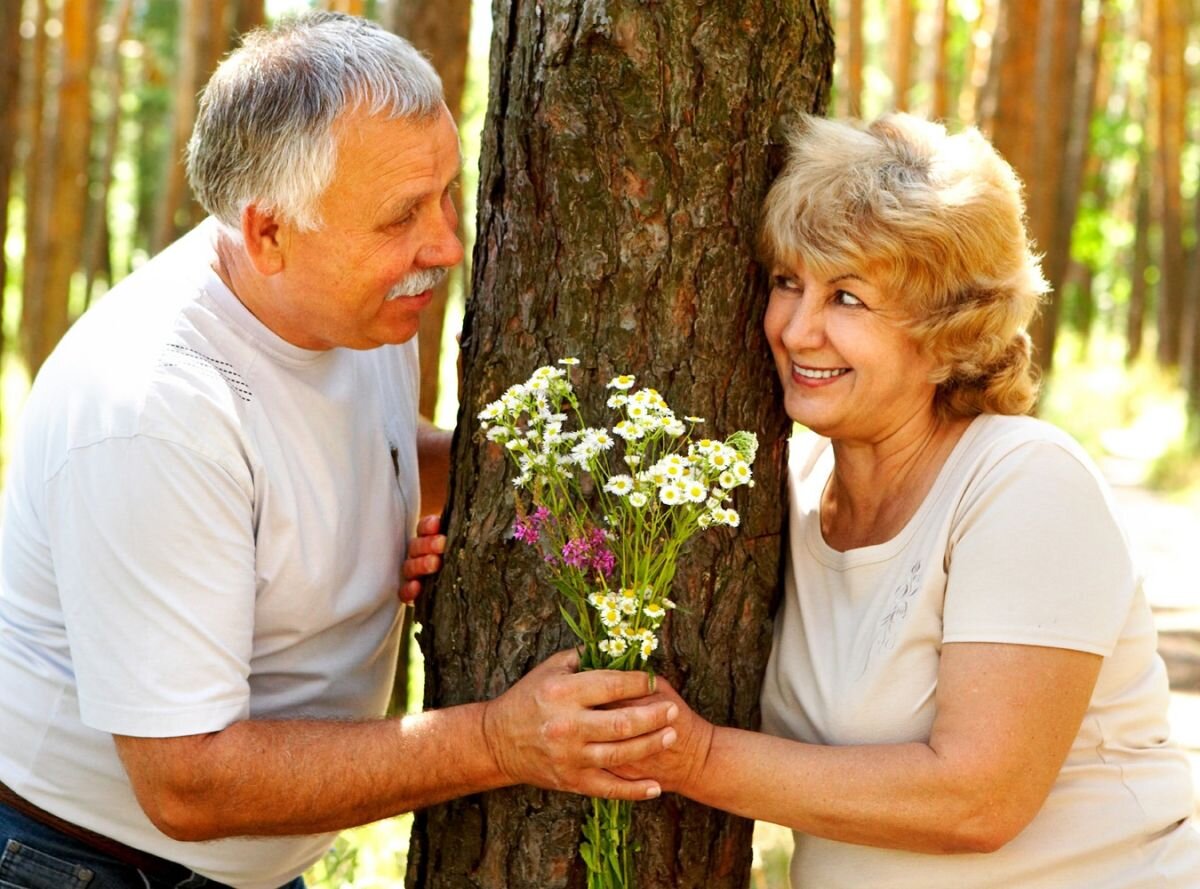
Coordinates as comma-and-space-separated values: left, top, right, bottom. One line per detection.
514, 507, 553, 546
561, 528, 616, 578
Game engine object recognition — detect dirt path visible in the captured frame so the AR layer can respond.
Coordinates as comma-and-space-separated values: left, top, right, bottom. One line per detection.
1108, 479, 1200, 813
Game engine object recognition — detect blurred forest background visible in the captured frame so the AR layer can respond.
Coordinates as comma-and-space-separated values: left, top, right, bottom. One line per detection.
3, 0, 1200, 494
1, 0, 1198, 886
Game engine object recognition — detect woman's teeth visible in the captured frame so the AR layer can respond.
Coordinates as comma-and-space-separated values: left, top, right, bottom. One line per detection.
794, 366, 849, 380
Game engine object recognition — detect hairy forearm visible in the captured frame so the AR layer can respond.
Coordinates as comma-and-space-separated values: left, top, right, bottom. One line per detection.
117, 703, 502, 841
683, 727, 1024, 854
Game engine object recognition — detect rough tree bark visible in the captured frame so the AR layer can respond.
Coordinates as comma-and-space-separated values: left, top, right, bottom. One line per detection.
407, 3, 832, 888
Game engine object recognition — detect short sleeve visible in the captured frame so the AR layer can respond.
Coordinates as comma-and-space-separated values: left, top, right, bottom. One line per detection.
45, 434, 256, 736
943, 440, 1136, 656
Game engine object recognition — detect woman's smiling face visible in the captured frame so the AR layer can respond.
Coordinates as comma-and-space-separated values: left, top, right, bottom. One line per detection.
764, 261, 939, 442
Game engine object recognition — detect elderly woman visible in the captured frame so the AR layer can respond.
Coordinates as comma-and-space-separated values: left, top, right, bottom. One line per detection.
617, 113, 1200, 887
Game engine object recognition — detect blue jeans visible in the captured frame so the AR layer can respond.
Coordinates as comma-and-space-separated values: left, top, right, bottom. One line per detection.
0, 800, 305, 889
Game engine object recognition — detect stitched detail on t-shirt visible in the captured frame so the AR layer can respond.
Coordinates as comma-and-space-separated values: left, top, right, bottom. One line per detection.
158, 343, 253, 402
860, 559, 924, 677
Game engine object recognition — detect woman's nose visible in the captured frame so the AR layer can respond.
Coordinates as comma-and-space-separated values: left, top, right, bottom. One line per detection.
781, 301, 825, 350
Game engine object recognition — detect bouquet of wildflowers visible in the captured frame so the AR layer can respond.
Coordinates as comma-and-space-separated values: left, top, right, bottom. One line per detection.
477, 359, 756, 889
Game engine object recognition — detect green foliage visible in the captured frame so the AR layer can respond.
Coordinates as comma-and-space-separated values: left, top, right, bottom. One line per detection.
1040, 332, 1198, 487
304, 817, 412, 889
306, 835, 360, 888
1146, 442, 1200, 505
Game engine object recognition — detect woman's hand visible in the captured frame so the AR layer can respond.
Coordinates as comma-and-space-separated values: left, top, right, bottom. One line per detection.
608, 678, 716, 796
400, 514, 446, 604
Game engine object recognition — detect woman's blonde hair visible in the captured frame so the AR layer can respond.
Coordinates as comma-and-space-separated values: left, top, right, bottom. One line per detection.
760, 113, 1048, 419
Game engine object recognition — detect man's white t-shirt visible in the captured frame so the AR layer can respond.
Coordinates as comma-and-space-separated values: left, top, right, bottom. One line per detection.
0, 220, 420, 889
760, 414, 1200, 888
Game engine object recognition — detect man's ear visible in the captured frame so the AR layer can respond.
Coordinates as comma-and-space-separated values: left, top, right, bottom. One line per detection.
240, 204, 286, 276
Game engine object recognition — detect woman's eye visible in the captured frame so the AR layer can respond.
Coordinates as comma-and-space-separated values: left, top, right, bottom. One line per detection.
771, 274, 801, 292
834, 289, 863, 307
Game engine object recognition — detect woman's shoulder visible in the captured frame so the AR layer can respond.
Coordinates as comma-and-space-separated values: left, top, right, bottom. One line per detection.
950, 413, 1116, 522
964, 414, 1100, 477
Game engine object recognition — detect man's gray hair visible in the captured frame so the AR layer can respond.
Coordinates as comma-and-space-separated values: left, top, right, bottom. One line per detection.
186, 12, 444, 232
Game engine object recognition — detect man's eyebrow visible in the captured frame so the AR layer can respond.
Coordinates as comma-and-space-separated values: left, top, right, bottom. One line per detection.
383, 170, 463, 221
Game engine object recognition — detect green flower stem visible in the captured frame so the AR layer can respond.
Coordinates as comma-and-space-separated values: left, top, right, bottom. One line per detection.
584, 797, 634, 889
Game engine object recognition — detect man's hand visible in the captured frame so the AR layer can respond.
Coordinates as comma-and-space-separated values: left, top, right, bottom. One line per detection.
482, 649, 680, 801
401, 514, 445, 604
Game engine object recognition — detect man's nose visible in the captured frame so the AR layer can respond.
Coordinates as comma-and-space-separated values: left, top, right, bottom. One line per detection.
416, 201, 465, 270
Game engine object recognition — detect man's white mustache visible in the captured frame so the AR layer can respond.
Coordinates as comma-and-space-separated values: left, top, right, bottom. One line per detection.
385, 266, 450, 301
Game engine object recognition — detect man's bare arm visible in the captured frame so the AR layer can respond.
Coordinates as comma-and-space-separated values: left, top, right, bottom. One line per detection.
114, 651, 677, 841
416, 418, 451, 517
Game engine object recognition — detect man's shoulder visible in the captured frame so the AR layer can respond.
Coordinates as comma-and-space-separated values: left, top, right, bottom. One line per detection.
22, 236, 260, 478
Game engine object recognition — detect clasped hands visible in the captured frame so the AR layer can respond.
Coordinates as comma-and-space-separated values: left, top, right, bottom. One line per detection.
401, 515, 714, 801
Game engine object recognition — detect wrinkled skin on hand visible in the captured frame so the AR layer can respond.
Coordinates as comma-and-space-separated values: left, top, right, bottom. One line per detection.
606, 678, 715, 796
482, 649, 681, 801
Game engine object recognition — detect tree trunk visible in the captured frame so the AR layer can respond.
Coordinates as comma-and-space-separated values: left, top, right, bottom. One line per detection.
1066, 260, 1094, 357
23, 0, 97, 375
1187, 141, 1200, 425
1126, 146, 1151, 367
20, 0, 50, 376
407, 3, 832, 888
234, 0, 266, 37
929, 0, 951, 120
153, 0, 205, 252
891, 0, 915, 110
188, 0, 234, 231
972, 0, 1007, 130
387, 0, 473, 420
845, 0, 864, 115
84, 0, 135, 308
1152, 0, 1186, 368
1027, 0, 1086, 371
0, 0, 23, 394
322, 0, 366, 15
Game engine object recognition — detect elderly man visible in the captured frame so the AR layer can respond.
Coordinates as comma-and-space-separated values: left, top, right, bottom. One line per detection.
0, 13, 675, 889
